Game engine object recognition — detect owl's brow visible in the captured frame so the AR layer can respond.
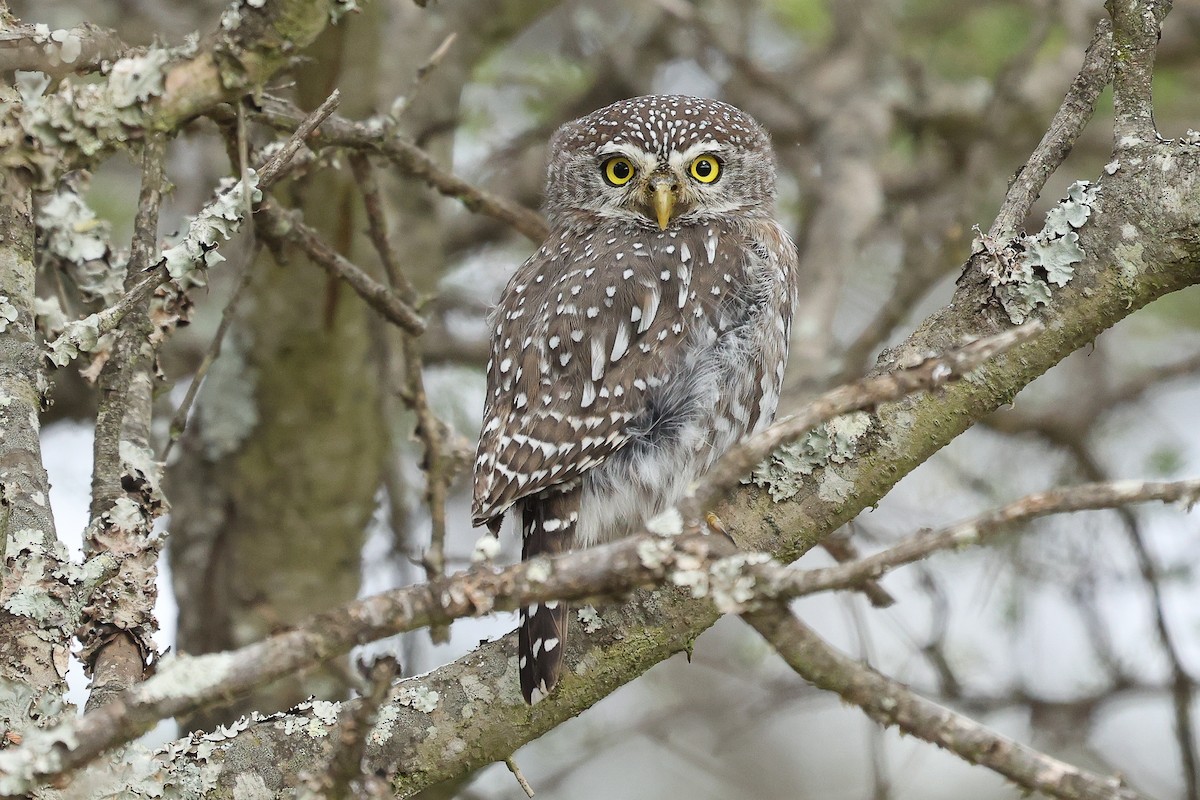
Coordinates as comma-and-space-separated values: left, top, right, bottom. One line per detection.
596, 140, 729, 167
595, 142, 648, 158
594, 143, 660, 173
668, 141, 730, 169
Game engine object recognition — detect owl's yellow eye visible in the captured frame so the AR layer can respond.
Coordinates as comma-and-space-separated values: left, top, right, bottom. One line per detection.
689, 155, 721, 183
602, 156, 635, 186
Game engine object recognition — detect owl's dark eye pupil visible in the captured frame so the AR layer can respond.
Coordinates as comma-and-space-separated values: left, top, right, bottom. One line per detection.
612, 161, 630, 179
695, 160, 712, 177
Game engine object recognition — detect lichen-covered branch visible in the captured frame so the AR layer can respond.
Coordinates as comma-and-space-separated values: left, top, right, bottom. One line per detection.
690, 322, 1043, 515
3, 472, 1195, 795
0, 21, 127, 79
0, 165, 71, 727
742, 605, 1147, 800
43, 92, 333, 368
45, 172, 261, 366
79, 136, 169, 711
0, 0, 353, 187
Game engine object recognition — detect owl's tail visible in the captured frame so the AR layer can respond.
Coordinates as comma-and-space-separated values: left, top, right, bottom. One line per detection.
518, 489, 579, 704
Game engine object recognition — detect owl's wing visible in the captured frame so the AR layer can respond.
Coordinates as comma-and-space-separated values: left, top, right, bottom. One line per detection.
471, 223, 758, 527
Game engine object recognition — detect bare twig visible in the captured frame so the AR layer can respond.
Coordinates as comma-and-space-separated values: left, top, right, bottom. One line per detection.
505, 757, 536, 798
255, 201, 425, 335
743, 605, 1148, 800
350, 153, 458, 643
244, 96, 550, 243
989, 17, 1115, 239
258, 90, 341, 190
782, 478, 1200, 598
161, 244, 259, 462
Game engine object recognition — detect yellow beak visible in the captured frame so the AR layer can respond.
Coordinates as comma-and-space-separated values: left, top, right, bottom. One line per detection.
652, 184, 677, 230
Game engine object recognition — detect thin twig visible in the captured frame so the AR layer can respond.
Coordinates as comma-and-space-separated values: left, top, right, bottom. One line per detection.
780, 478, 1200, 598
244, 96, 549, 243
255, 201, 425, 334
350, 152, 457, 643
258, 89, 341, 190
391, 32, 458, 121
988, 17, 1115, 239
743, 605, 1148, 800
505, 756, 536, 798
161, 243, 260, 461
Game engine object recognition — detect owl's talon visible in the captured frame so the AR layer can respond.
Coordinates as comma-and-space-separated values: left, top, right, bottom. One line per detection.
705, 511, 737, 544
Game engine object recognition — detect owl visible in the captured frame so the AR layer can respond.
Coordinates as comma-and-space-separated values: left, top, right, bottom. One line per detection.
472, 95, 797, 703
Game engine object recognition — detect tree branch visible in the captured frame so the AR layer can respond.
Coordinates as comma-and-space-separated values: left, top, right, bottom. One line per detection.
0, 0, 352, 186
988, 17, 1114, 239
79, 133, 168, 710
242, 96, 550, 243
743, 605, 1148, 800
1108, 0, 1171, 147
254, 202, 426, 335
5, 470, 1196, 795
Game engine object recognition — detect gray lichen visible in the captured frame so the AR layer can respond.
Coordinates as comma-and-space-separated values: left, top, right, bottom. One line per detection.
5, 44, 180, 172
35, 179, 125, 305
0, 295, 18, 332
395, 685, 440, 714
976, 180, 1101, 324
367, 703, 400, 746
161, 172, 261, 282
751, 412, 871, 502
577, 605, 602, 633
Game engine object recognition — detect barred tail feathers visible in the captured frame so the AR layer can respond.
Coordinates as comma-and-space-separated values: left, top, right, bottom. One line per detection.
519, 490, 578, 704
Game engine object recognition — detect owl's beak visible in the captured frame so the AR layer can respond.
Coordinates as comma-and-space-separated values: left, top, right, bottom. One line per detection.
652, 183, 677, 230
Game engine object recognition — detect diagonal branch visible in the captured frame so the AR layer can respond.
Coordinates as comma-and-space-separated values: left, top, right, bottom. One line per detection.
5, 466, 1196, 793
742, 605, 1148, 800
691, 322, 1043, 514
239, 96, 550, 243
254, 202, 426, 335
988, 17, 1114, 239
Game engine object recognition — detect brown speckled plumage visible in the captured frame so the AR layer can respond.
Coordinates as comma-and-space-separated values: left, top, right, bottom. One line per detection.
472, 95, 798, 703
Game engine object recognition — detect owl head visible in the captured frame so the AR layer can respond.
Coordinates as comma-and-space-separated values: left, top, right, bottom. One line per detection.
543, 95, 777, 231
